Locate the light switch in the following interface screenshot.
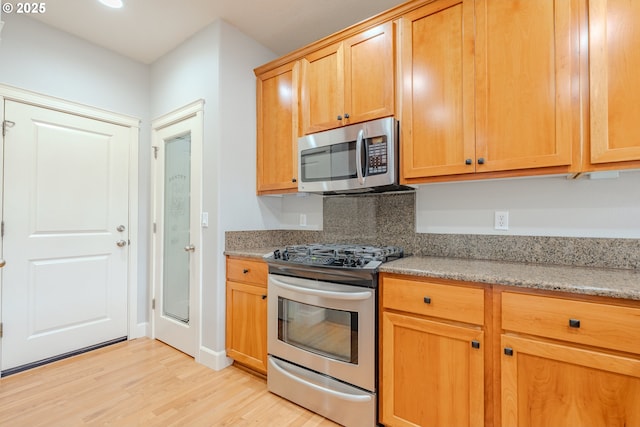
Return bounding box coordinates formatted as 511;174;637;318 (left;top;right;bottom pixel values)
201;212;209;227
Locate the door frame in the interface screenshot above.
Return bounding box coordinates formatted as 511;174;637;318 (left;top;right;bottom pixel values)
150;100;204;360
0;84;142;372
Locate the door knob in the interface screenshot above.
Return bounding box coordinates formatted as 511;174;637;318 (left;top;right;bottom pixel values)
116;240;127;247
117;225;126;232
184;244;196;252
0;259;5;268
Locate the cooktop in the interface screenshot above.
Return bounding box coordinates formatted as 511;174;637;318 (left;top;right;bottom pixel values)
270;243;404;269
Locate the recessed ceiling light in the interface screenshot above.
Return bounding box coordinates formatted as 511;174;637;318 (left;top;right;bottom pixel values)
98;0;123;8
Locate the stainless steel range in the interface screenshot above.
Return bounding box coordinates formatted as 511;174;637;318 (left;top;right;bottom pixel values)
266;244;403;427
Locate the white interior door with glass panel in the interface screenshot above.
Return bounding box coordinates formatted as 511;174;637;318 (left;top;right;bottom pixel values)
1;99;130;374
152;104;202;357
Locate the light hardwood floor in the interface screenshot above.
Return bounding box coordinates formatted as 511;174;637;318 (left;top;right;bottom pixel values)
0;338;340;427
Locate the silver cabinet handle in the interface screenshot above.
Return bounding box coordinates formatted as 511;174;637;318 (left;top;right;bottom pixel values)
184;244;195;252
116;240;127;247
0;259;5;268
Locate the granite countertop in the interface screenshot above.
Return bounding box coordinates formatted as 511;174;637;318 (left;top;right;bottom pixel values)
224;249;640;301
225;248;276;259
381;256;640;301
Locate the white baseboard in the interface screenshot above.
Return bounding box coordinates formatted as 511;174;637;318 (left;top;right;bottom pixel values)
198;346;233;371
130;322;149;339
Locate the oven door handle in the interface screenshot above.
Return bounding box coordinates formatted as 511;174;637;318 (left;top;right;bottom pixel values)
270;276;372;301
269;357;373;403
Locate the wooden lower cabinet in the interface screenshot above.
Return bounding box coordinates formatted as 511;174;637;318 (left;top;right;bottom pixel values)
226;257;268;374
380;276;640;427
500;290;640;427
381;312;485;427
501;334;640;427
380;275;486;427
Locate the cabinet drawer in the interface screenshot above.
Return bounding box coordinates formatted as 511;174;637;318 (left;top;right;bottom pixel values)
382;277;485;325
226;257;267;286
502;292;640;355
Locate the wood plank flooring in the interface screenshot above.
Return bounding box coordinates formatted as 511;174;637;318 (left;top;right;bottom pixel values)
0;338;341;426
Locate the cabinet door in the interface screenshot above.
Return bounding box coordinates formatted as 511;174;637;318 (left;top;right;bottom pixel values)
300;43;344;134
226;281;268;374
344;21;395;126
589;0;640;165
256;62;299;195
381;311;484;427
475;0;578;172
501;335;640;427
400;0;476;180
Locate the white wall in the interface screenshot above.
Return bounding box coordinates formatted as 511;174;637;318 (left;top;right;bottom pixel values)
0;13;151;324
416;170;640;238
150;19;321;361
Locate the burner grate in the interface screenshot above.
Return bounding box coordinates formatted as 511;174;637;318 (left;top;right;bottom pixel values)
277;243;403;268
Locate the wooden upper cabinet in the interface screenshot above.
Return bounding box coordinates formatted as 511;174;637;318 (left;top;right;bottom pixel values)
256;61;299;195
474;0;579;173
401;0;580;183
588;0;640;168
344;22;395;125
301;21;394;134
400;0;475;179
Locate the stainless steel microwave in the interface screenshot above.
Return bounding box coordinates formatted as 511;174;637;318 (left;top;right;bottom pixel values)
297;117;412;194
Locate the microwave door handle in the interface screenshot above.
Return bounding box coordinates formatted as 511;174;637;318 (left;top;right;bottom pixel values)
355;129;365;185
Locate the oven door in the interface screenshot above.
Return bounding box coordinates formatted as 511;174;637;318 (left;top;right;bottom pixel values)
267;273;375;392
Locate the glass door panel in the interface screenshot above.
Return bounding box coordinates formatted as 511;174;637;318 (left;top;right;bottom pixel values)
162;133;191;323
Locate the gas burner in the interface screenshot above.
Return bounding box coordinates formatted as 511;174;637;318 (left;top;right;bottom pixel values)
272;243;403;269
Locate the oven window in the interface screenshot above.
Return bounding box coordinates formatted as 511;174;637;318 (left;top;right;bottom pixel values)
277;297;358;364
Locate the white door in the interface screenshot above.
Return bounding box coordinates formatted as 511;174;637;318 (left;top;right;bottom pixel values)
152;106;202;357
1;100;130;373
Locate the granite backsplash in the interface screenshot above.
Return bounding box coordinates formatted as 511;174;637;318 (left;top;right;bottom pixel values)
225;192;639;270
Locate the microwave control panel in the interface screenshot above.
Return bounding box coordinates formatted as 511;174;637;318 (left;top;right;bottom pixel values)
367;136;388;175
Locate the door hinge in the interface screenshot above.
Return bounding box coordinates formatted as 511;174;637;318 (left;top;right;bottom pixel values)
2;120;15;137
152;146;158;159
153;222;156;233
1;221;4;238
152;298;155;310
0;322;3;338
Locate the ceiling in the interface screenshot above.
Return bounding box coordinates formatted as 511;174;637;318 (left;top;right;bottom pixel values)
28;0;408;64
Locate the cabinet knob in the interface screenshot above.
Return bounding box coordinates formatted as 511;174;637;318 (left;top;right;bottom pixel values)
243;269;249;274
504;347;514;356
569;318;581;328
465;158;472;165
292;178;297;183
471;340;481;349
261;295;267;300
337;115;343;120
344;113;350;119
423;297;431;304
477;157;485;165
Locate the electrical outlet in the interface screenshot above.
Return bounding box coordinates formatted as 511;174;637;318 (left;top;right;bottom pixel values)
494;211;509;230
